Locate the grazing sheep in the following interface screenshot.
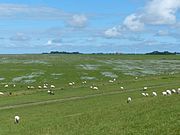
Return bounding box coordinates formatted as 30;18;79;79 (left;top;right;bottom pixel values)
113;78;116;81
120;87;124;90
27;86;30;89
43;85;48;89
143;87;147;91
30;86;35;89
166;90;172;95
47;90;54;95
14;116;20;124
0;92;4;95
127;97;132;103
38;86;42;89
177;88;180;94
69;82;73;86
13;84;16;88
162;91;167;96
82;81;87;84
93;86;98;90
145;93;149;96
141;92;146;96
4;84;8;88
152;92;157;96
171;89;176;93
109;80;114;83
50;85;55;88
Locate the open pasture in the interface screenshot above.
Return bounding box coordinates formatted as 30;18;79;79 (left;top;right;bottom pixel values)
0;54;179;135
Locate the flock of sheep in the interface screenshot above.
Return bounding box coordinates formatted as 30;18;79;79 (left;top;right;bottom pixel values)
127;87;180;103
1;78;179;124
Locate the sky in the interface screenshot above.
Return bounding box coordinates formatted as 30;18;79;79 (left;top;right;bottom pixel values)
0;0;180;54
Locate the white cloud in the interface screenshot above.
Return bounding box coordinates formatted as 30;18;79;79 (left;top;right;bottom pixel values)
123;14;144;31
68;14;88;27
46;38;62;46
123;0;180;32
143;0;180;25
104;27;121;38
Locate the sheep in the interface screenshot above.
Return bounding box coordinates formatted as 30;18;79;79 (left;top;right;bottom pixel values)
50;85;55;88
120;87;124;90
69;82;73;86
166;90;172;95
14;116;20;124
47;90;54;95
127;97;132;103
152;92;157;96
4;84;8;88
143;87;147;91
30;86;35;89
177;88;180;94
38;86;42;89
162;91;167;96
171;89;176;93
109;80;114;83
82;81;87;84
113;78;116;81
27;86;30;89
13;84;16;88
0;92;4;95
93;86;98;90
141;92;146;96
43;85;48;89
145;93;149;96
90;86;93;89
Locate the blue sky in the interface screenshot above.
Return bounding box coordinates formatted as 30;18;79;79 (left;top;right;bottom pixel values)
0;0;179;54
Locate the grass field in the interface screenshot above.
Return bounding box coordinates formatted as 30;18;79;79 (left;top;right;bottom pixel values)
0;54;179;135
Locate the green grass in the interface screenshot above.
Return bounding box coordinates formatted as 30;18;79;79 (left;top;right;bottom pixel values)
0;54;179;135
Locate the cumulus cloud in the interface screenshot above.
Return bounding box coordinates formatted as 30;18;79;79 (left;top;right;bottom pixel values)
123;0;180;32
123;14;144;31
104;27;121;38
67;14;88;27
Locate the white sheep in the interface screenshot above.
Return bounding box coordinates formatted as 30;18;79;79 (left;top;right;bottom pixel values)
109;80;114;83
30;86;35;89
50;85;55;88
113;78;116;81
127;97;132;103
145;93;149;96
13;84;16;88
171;89;176;93
82;81;87;84
120;87;124;90
162;91;167;96
4;84;8;88
93;86;98;90
141;92;146;96
143;87;147;91
43;85;48;89
38;86;42;89
0;92;4;95
14;116;20;124
152;92;157;96
177;88;180;94
166;90;172;95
